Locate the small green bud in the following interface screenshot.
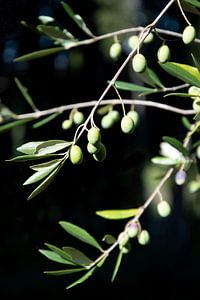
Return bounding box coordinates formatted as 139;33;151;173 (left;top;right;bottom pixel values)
109;42;122;59
138;230;150;245
73;111;85;125
121;115;135;134
144;32;154;44
128;35;139;49
87;127;101;145
157;201;171;217
118;232;129;247
127;110;139;126
93;143;107;162
62;119;73;130
157;45;171;63
108;110;120;122
87;142;101;154
132;53;147;73
69;145;83;165
101;114;115;129
175;170;187;185
182;25;196;44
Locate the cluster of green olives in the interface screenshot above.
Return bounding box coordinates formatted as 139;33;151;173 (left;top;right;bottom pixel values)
62;110;85;130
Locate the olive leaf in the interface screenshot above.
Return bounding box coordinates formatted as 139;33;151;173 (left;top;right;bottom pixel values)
151;156;179;166
39;249;74;265
37;25;76;41
6;153;62;162
44;268;85;276
44;243;76;264
182;0;200;9
162;136;190;157
66;267;97;290
17;141;44;155
102;234;116;245
14;47;65;62
14;77;38;111
111;251;123;282
137;67;164;88
96;208;139;220
0;103;16;121
32;113;60;129
35;140;72;155
0;118;33;133
114;80;155;93
62;247;93;267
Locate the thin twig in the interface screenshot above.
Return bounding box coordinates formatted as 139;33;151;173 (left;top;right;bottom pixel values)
176;0;191;26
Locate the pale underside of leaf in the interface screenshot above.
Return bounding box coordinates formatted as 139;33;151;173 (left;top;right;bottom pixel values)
95;208;139;220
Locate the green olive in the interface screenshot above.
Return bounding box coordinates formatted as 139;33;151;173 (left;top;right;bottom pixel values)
108;110;120;122
128;35;139;49
127;222;141;238
87;127;101;145
73;111;85;125
127;110;139;126
188;86;200;99
62;119;73;130
138;230;150;245
69;145;83;165
157;201;171;217
118;232;129;247
109;42;122;59
101;114;115;129
157;45;171;63
132;53;147;73
193;98;200;113
93;143;107;162
182;25;196;44
175;170;187;185
87;142;101;154
121;115;135;134
144;32;154;44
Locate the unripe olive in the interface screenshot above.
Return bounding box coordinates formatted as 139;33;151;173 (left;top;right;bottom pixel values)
132;53;147;73
109;42;122;59
127;110;139;126
69;145;83;165
175;170;187;185
93;143;107;162
108;110;120;122
73;111;85;125
182;25;196;44
197;145;200;159
119;245;129;254
157;45;171;63
62;119;73;130
188;86;200;99
87;127;101;145
128;35;139;49
87;142;101;154
101;114;115;129
138;230;150;245
188;180;200;193
127;222;141;238
121;115;135;134
157;201;171;217
144;32;154;44
118;232;129;247
193;98;200;113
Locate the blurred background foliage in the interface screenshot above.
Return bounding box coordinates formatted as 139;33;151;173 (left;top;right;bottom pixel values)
0;0;200;298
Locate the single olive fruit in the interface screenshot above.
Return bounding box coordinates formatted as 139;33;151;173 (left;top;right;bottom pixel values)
157;201;171;218
108;110;120;122
127;222;141;238
127;110;139;126
138;230;150;245
182;25;196;44
121;115;135;134
87;127;101;145
157;45;171;63
132;53;147;73
62;119;73;130
87;142;101;155
93;143;107;162
128;35;139;49
175;170;187;185
188;86;200;99
144;32;154;44
101;114;115;129
193;98;200;113
69;145;83;165
109;42;122;59
118;232;129;247
73;111;85;125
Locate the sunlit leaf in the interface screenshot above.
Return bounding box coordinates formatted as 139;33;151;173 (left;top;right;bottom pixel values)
14;47;64;62
6;153;61;162
159;62;200;87
39;249;74;265
44;268;85;276
95;208;139;220
0;118;33;133
163;136;190;157
66;267;96;289
62;247;93;267
32;113;60;129
59;221;103;251
44;243;76;264
111;251;123;282
37;25;75;41
30;159;62;171
17;141;44;155
14;78;38;111
35;140;71;155
151;156;179;165
114;81;155;93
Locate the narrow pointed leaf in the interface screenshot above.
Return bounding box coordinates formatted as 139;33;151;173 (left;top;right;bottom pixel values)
62;247;93;267
111;251;123;282
27;162;64;200
6;153;62;162
20;20;41;34
17;141;44;155
44;243;76;265
183;0;200;8
164;93;192;98
163;136;190;157
95;208;139;220
0;118;33;133
14;47;64;62
44;268;85;276
114;81;155;93
151;156;179;165
37;25;75;41
59;221;103;251
146;67;164;88
159;62;200;87
35;140;71;155
181;116;193;130
39;249;74;265
102;234;116;245
137;67;164;88
32;113;60;129
66;267;96;289
191;53;200;73
14;78;38;111
30;159;62;171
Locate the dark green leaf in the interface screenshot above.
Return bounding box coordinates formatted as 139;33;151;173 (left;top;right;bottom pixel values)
35;140;71;155
159;62;200;87
137;67;164;88
96;208;139;220
6;153;61;162
192;140;200;149
163;136;190;157
44;268;85;276
17;141;44;155
114;81;155;93
66;267;96;289
14;47;64;62
44;243;76;264
191;53;200;73
0;118;33;133
111;251;123;282
164;93;192;98
59;221;103;251
37;25;75;41
62;247;92;267
183;0;200;8
14;78;38;111
102;234;116;245
32;113;60;129
182;116;193;130
151;156;179;165
39;249;74;265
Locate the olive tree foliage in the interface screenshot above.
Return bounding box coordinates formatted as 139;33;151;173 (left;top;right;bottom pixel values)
1;0;200;289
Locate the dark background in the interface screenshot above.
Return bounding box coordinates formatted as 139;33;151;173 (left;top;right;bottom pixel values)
0;0;200;299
